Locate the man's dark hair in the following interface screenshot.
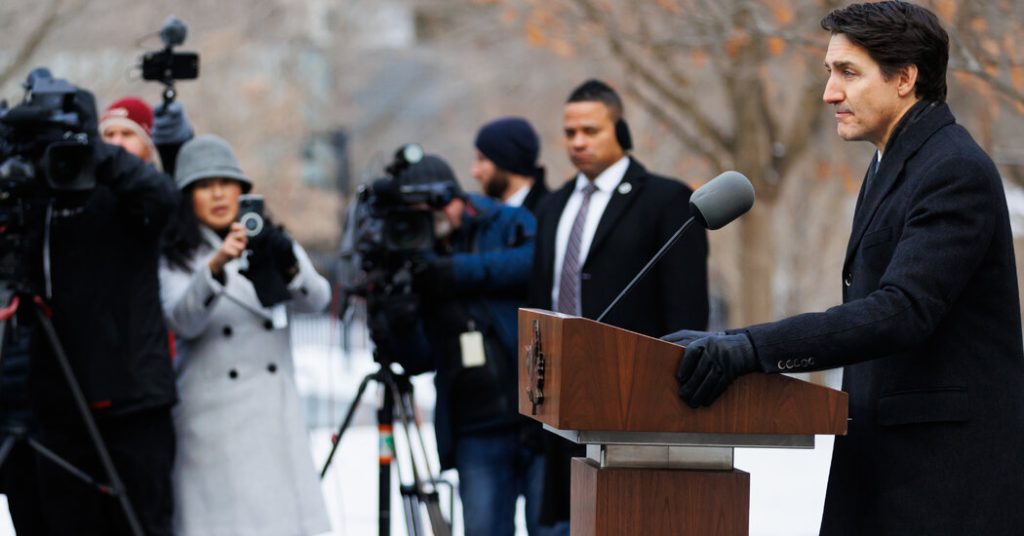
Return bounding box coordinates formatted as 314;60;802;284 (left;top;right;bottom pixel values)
821;1;949;102
566;79;624;119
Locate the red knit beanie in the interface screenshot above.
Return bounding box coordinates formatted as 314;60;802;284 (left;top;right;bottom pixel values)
101;97;154;135
100;97;160;167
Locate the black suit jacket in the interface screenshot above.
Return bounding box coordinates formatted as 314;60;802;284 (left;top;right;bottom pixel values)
528;158;709;335
529;158;709;523
746;102;1024;535
521;180;549;215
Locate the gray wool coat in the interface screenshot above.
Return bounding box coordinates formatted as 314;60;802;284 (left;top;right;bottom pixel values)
160;226;331;536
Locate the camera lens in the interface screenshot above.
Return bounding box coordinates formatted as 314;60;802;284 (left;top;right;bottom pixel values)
239;212;264;237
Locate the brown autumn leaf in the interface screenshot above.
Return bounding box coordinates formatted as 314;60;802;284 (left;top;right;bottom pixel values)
723;33;751;58
551;37;575;58
691;48;708;68
1012;66;1024;92
1003;34;1019;64
932;0;957;23
971;16;989;35
655;0;682;15
525;21;545;47
767;36;786;56
768;0;795;25
501;7;518;24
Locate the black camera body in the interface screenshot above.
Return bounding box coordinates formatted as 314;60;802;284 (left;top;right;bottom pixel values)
0;69;96;193
338;144;459;318
140;16;199;107
0;68;99;295
237;194;266;238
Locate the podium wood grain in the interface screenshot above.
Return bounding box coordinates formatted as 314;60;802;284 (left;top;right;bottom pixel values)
571;458;749;536
518;309;848;436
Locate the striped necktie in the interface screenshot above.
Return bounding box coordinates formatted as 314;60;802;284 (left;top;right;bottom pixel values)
557;182;599;315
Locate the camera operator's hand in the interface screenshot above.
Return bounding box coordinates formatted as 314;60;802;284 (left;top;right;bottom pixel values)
209;223;247;283
152;101;194;146
413;257;454;299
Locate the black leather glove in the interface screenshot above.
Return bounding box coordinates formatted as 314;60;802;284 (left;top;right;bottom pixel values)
239;222;295;307
238;249;292;308
662;329;725;346
265;225;299;282
413;257;454;299
676;333;761;408
152;101;194;146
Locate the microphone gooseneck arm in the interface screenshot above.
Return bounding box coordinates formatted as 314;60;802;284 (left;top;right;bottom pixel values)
596;215;697;323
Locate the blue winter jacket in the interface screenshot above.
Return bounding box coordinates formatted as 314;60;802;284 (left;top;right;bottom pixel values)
392;193;535;470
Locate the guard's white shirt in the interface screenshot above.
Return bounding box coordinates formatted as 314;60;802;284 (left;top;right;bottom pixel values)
551;156;630;309
504;184;530;207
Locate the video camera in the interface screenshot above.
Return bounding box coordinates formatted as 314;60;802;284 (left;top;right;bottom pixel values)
0;69;100;290
337;144;460;324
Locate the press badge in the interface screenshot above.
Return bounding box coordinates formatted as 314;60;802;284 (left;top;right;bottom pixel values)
460;322;486;368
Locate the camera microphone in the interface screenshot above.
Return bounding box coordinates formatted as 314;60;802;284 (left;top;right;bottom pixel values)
159;16;188;48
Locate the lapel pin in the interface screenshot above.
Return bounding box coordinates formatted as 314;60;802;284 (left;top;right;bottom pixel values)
617;182;632;195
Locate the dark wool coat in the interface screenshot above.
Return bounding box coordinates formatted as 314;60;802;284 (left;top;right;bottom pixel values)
32;141;179;422
745;102;1024;535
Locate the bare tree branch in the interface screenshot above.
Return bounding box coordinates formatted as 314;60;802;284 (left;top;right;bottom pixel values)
623;80;728;171
0;0;89;89
569;0;734;154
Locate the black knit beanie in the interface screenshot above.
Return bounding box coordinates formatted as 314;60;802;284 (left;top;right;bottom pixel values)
474;117;540;177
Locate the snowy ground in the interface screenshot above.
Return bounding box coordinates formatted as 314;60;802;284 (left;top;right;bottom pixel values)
0;315;840;535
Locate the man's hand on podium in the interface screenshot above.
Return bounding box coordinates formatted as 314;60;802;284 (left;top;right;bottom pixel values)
674;333;761;408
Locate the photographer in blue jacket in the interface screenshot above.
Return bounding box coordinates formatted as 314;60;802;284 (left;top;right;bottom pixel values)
383;153;548;536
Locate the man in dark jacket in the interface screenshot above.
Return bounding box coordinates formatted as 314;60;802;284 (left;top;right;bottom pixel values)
472;116;548;214
668;3;1024;534
386;154;548;535
7;85;178;536
528;79;710;526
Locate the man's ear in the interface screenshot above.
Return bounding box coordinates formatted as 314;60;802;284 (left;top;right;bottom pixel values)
897;64;919;98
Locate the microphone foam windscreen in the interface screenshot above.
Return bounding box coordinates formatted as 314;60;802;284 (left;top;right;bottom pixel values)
689;171;755;230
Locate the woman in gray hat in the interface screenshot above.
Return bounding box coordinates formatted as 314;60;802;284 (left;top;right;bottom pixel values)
158;134;331;536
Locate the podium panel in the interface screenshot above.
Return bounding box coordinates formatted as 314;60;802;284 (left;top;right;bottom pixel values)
571;458;749;536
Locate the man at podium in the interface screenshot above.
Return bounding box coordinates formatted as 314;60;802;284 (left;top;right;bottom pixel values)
666;2;1024;535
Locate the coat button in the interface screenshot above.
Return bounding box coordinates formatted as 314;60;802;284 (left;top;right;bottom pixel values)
228;369;239;379
267;363;278;373
843;273;852;287
263;319;274;330
223;325;233;337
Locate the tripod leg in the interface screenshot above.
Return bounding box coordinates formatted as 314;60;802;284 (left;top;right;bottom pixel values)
379;379;394;536
320;373;375;479
32;306;145;536
383;373;451;536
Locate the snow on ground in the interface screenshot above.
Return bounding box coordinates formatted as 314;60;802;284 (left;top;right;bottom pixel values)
0;315;837;535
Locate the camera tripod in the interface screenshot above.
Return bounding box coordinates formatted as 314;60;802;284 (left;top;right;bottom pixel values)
0;289;144;536
320;351;452;536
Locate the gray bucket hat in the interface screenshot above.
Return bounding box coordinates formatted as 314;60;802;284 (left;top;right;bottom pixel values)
175;134;253;192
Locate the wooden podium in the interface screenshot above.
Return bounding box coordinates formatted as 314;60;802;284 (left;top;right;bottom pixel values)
517;309;848;535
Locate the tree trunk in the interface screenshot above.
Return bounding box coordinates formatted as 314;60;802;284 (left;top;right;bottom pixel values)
734;199;776;326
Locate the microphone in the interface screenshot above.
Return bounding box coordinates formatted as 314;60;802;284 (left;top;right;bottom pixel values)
689;170;755;230
595;171;754;323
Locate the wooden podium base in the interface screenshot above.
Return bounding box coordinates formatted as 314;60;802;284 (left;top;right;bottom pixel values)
570;458;750;536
